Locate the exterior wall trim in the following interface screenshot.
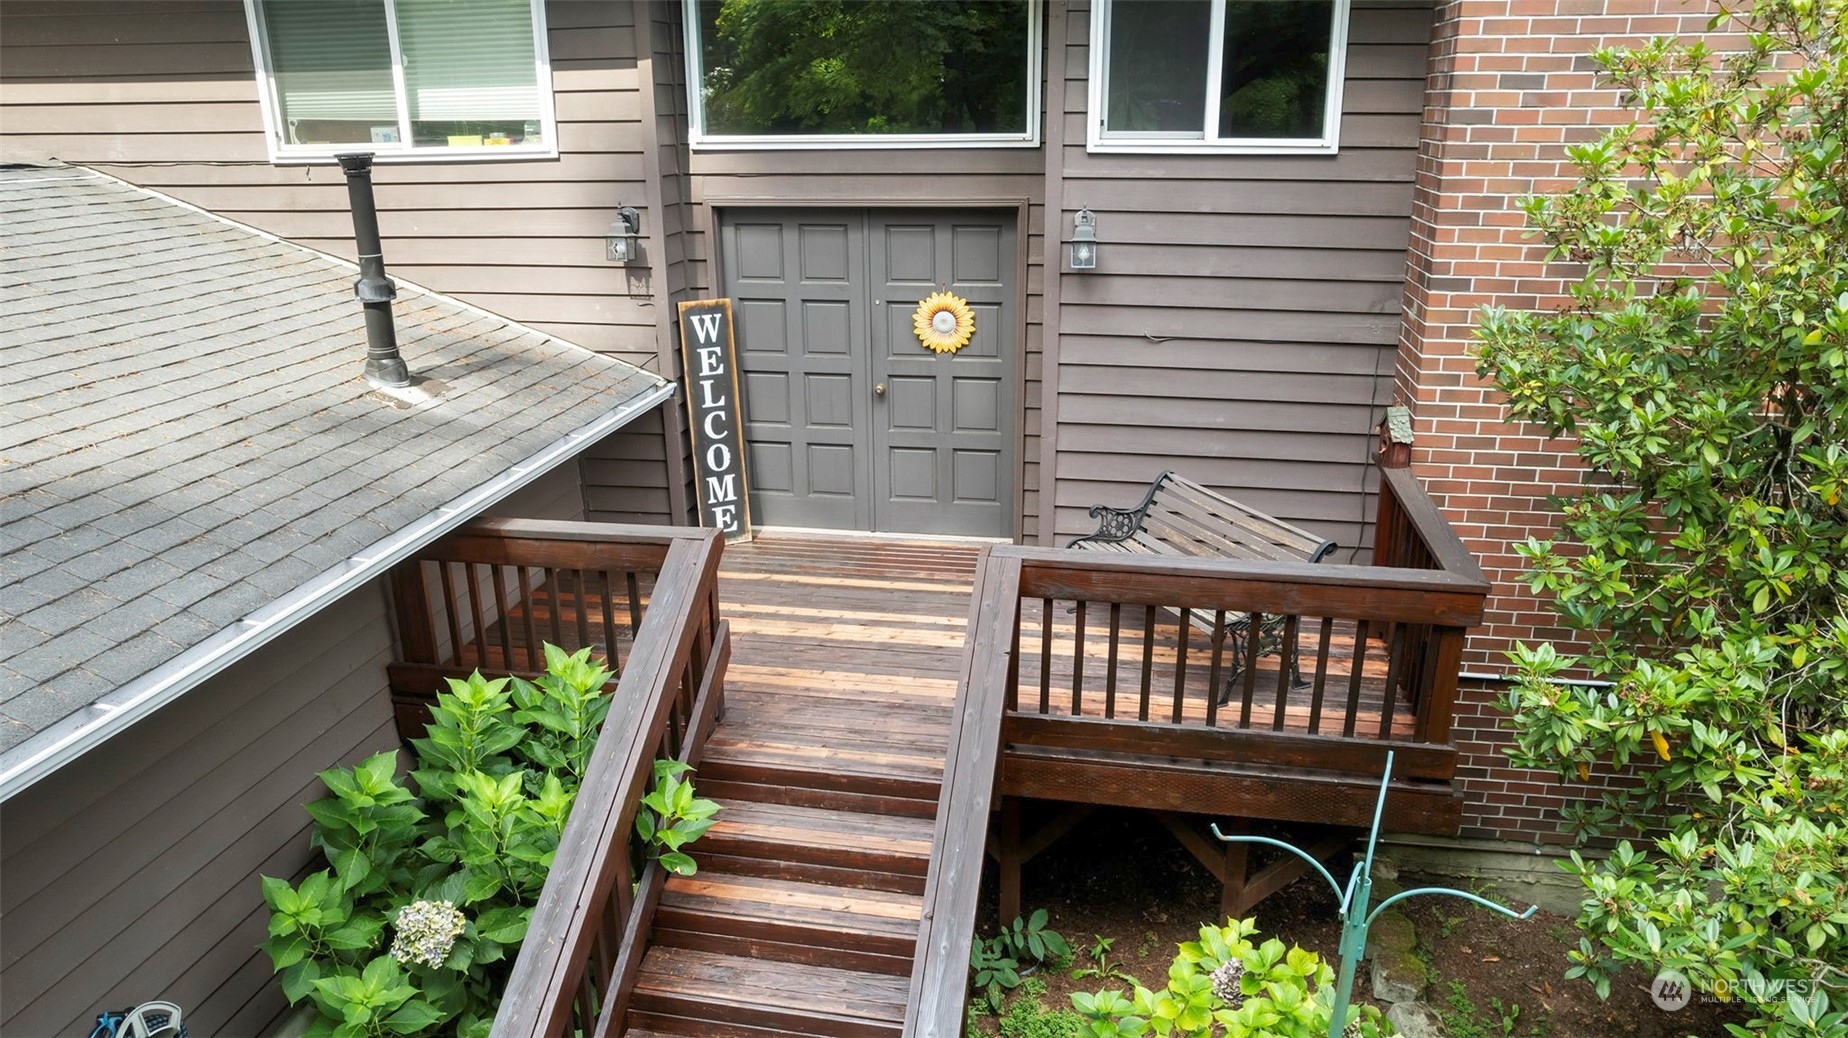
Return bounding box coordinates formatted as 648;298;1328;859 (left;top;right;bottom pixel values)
634;7;693;523
1036;0;1069;546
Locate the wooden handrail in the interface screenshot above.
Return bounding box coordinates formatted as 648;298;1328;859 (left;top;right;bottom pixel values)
904;548;1021;1038
491;526;727;1038
1013;549;1488;626
1374;465;1488;584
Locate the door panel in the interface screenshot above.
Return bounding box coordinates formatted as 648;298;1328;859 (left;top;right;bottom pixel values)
725;211;869;529
869;213;1015;536
722;209;1014;537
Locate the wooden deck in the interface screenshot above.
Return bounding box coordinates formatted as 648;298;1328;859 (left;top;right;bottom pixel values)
626;533;978;1038
405;467;1487;1036
616;534;1439;1037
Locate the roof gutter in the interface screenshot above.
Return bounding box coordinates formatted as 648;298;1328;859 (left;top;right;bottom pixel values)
0;380;674;801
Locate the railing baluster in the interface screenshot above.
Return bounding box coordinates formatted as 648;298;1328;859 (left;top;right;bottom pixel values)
1239;617;1260;728
1171;608;1190;725
1007;596;1021;712
574;569;592;652
1272;615;1299;732
1344;619;1369;738
1138;606;1155;722
1308;616;1333;735
491;563;515;669
1104;603;1121;720
627;571;644;633
545;566;563;648
465;562;490;670
1379;623;1407;740
1205;612;1226;727
438;561;462;667
1039;598;1053;714
600;571;619;670
1071;600;1086;716
520;566;542;671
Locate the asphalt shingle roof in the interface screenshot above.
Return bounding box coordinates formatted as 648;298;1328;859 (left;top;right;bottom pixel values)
0;164;670;766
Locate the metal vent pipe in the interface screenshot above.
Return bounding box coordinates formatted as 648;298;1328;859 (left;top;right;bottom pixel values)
335;152;410;388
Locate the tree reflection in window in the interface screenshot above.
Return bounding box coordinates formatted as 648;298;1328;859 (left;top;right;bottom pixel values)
695;0;1031;137
1218;0;1332;139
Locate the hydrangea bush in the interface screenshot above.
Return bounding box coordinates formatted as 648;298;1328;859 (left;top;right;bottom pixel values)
260;645;718;1038
1069;919;1388;1038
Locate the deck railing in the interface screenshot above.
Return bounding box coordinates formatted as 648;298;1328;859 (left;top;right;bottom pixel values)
405;522;729;1038
387;518;676;735
905;467;1488;1037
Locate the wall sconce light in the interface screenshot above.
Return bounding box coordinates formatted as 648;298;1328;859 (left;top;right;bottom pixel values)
606;205;641;264
1068;207;1098;270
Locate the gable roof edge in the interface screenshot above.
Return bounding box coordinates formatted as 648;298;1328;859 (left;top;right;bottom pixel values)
0;379;675;802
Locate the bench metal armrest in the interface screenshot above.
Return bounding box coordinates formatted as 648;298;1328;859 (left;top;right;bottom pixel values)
1068;504;1143;547
1065;471;1173;548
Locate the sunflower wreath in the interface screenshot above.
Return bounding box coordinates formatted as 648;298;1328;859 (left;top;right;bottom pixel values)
912;291;975;354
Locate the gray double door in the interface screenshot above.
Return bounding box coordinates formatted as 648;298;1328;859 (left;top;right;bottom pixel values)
722;209;1016;538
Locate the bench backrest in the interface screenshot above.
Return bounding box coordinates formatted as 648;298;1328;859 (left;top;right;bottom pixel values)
1139;473;1337;564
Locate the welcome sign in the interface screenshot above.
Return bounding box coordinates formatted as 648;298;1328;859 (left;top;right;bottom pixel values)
677;298;752;541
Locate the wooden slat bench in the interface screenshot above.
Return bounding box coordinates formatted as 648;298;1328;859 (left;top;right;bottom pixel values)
1067;472;1337;700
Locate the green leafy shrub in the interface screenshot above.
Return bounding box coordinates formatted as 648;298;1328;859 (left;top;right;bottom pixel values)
260;645;718;1037
971;936;1024;1014
1072;935;1139;986
1070;919;1387;1038
1472;2;1848;1033
998;909;1075;970
970;911;1075;1013
999;977;1085;1038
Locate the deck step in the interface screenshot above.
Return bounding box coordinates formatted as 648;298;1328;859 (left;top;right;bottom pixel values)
695;800;933;894
697;754;941;809
654;872;921;975
628;946;907;1037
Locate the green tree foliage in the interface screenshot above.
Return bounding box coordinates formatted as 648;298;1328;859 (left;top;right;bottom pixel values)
697;0;1029;135
1473;2;1848;1032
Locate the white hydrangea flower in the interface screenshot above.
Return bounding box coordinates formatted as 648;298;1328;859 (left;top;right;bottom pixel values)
1209;958;1245;1007
389;899;466;968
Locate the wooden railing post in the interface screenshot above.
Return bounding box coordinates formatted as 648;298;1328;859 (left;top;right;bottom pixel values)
1416;626;1466;747
389;560;438;665
1372;468;1402;569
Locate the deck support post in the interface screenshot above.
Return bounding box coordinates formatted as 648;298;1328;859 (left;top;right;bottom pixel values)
1219;819;1249;919
997;797;1022;924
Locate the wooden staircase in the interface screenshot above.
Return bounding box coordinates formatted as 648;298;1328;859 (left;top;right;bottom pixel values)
618;534;978;1038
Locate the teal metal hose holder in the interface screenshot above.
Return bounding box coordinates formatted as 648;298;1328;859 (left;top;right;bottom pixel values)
1212;752;1538;1038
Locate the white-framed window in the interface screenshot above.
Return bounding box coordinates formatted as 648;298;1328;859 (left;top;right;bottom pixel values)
243;0;557;163
683;0;1041;150
1087;0;1349;155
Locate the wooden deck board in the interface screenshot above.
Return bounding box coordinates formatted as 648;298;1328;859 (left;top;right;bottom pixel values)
620;534;974;1036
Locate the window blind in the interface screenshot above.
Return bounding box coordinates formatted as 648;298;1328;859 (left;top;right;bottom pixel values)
397;0;541;124
261;0;396;126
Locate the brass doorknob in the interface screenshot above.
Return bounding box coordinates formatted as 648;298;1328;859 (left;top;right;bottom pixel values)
874;382;887;396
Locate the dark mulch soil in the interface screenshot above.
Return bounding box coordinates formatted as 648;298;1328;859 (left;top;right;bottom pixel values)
972;807;1749;1037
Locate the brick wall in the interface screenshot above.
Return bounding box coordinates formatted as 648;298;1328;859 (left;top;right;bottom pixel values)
1398;0;1724;840
1398;0;1723;671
